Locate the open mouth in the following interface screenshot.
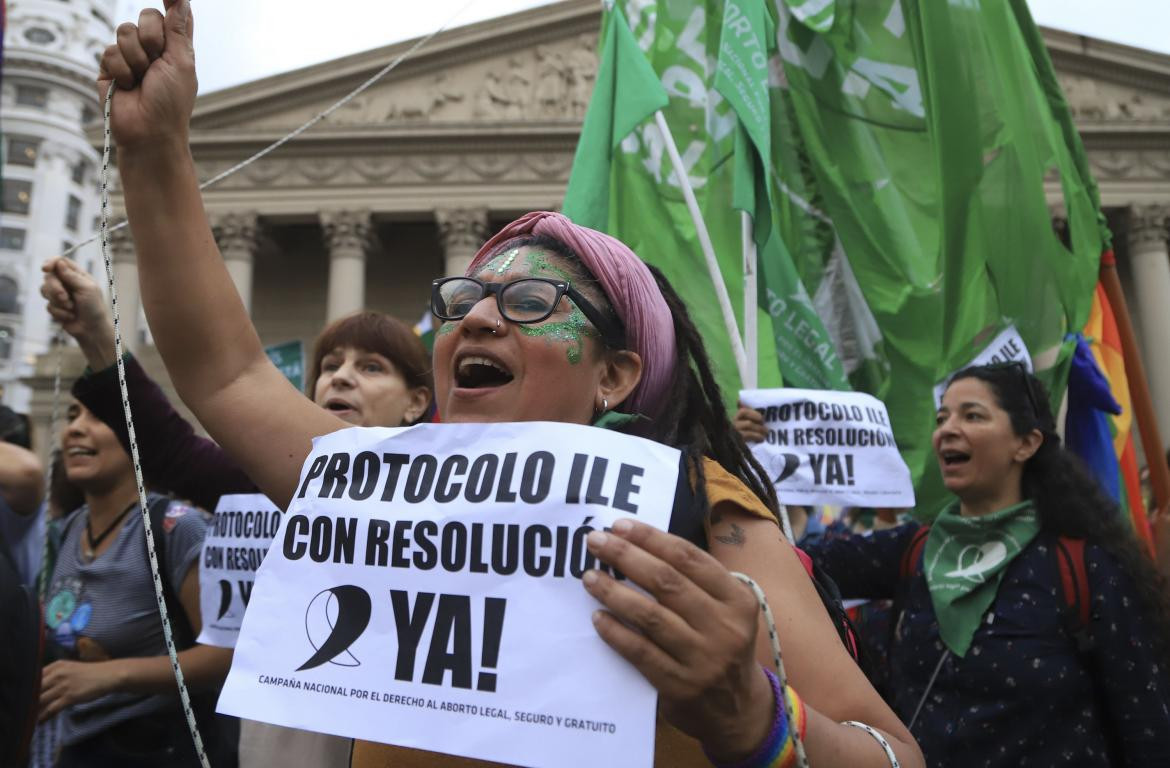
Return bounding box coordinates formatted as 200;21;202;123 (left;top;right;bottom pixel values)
65;446;97;458
324;399;357;414
455;355;514;389
940;450;971;467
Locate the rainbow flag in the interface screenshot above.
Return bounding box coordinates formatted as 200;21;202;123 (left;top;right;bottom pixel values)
1071;256;1153;553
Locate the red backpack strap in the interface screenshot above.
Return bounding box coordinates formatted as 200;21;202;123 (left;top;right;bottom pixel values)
1055;537;1093;650
900;525;931;581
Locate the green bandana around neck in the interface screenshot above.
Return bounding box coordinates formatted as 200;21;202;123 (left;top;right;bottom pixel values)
923;500;1041;657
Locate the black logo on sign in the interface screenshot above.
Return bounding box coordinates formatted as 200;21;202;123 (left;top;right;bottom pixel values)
216;579;233;620
773;453;801;484
297;585;372;671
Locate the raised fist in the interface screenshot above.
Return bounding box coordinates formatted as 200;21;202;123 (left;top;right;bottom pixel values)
97;0;198;150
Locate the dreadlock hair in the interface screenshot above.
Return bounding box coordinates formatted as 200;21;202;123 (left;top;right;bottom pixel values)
641;264;780;522
479;236;779;524
947;364;1170;664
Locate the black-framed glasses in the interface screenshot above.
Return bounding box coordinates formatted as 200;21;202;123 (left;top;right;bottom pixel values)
431;276;626;348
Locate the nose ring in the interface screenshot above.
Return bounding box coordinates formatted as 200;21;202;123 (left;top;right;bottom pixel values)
491;319;500;335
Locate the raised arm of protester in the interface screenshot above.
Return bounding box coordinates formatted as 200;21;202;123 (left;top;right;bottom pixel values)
41;257;257;509
98;0;344;508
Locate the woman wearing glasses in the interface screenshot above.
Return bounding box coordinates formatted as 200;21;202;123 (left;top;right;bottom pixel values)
96;4;926;767
806;363;1170;766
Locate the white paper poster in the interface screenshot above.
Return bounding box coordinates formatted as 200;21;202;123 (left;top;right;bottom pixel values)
740;388;915;508
933;325;1033;407
197;493;282;648
216;422;680;768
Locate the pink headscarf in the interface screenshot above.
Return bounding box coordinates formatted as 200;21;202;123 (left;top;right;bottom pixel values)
466;211;676;420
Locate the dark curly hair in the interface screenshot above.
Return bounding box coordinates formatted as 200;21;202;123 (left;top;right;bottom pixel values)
948;364;1170;662
483;234;779;525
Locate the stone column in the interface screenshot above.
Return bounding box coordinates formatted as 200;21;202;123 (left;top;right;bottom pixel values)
108;224;140;353
435;207;489;277
211;211;261;316
320;210;373;322
1128;204;1170;447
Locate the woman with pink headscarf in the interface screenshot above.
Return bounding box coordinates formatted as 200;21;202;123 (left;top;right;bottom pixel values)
97;4;923;767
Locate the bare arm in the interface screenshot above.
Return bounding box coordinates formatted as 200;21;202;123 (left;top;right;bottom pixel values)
709;509;922;767
0;442;43;517
586;516;924;768
98;1;342;506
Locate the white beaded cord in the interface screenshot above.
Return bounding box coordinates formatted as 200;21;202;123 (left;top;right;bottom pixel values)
98;84;211;768
730;572;810;768
56;0;478;262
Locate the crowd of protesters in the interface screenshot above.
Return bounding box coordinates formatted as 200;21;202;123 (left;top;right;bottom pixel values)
3;1;1170;766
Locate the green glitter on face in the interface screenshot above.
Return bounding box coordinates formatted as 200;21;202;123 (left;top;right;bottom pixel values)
519;303;599;365
526;249;574;282
436;320;457;337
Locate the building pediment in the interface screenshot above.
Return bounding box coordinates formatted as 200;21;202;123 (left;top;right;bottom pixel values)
188;0;600;137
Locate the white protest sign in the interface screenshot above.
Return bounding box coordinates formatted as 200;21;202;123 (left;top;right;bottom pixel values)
740;388;915;508
217;422;680;768
197;493;282;648
933;325;1032;407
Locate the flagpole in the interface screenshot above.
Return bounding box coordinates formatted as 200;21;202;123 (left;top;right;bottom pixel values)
1100;252;1170;578
653;110;749;384
742;212;758;389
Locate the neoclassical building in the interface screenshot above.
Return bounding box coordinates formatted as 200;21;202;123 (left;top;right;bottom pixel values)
2;0;115;411
24;0;1170;463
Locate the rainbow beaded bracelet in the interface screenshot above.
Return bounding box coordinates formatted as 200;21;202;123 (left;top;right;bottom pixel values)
703;668;807;768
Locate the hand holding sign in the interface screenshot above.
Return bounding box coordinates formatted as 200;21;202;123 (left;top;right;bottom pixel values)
583;519;772;762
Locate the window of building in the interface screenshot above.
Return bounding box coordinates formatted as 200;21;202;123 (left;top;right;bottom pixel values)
0;277;19;315
0;327;12;361
23;27;56;45
71;159;89;184
65;195;82;230
5;137;39;167
15;85;49;108
1;180;33;215
0;228;26;250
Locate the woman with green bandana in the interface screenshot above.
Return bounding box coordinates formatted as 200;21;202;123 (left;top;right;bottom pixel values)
95;4;926;766
807;363;1170;766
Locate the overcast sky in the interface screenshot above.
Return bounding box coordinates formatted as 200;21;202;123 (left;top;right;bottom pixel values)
115;0;1170;95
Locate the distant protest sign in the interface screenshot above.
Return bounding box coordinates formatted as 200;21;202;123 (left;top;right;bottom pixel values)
934;325;1033;407
740;388;915;507
216;422;680;768
198;494;281;648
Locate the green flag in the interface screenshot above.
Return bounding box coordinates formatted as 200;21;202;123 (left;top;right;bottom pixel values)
562;9;669;229
713;0;849;390
770;0;1104;512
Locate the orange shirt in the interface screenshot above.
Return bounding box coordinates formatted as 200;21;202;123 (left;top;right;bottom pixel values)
350;458;777;768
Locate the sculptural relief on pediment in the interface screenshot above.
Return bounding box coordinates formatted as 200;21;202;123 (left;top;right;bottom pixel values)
1058;72;1170;121
239;32;598;131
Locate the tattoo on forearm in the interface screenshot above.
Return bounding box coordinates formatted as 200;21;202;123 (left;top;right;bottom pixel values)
714;523;746;548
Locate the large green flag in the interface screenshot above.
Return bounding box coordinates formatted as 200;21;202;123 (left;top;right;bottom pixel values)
562;8;669;229
713;0;849;390
565;1;858;405
770;0;1104;512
